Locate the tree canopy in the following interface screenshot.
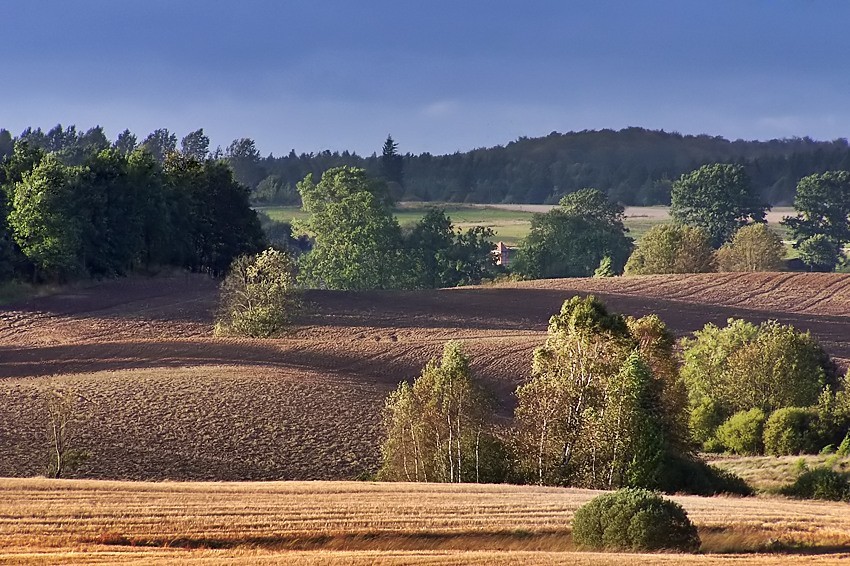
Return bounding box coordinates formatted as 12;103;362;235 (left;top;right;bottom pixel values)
406;208;498;288
512;296;687;489
715;223;785;272
513;188;633;279
670;163;767;247
379;341;501;483
296;166;411;290
0;137;265;283
782;171;850;271
682;318;839;447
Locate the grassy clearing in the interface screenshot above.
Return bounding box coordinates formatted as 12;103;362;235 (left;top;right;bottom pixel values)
1;479;850;564
707;454;850;492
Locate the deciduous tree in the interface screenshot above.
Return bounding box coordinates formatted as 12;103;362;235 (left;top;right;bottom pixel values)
180;128;210;160
671;164;767;246
681;318;839;447
514;189;633;278
406;208;497;288
513;296;682;489
296;167;411;289
215;248;301;337
379;341;500;483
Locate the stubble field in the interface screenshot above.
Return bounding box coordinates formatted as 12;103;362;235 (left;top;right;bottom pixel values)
3;478;850;564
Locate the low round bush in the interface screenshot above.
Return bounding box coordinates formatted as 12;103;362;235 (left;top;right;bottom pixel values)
763;407;820;456
781;467;850;502
715;408;766;455
572;488;700;552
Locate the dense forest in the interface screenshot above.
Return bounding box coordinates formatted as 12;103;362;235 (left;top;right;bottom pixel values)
239;128;850;206
4;126;850;208
0;127;265;284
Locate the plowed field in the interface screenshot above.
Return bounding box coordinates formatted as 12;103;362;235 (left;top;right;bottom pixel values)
1;272;849;480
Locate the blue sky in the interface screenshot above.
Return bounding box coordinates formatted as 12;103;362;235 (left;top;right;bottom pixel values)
2;1;848;156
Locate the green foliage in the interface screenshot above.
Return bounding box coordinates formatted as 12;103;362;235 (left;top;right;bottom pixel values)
252;175;300;205
140;128;177;163
689;398;725;447
379;341;503;483
715;409;766;455
513;188;633;279
513;296;690;490
681;318;838;445
624;223;715;275
797;234;842;272
837;433;850;456
781;466;850;501
163;155;266;275
0;135;265;283
215;248;301;338
180;129;210;160
226;137;267;190
783;171;850;269
8;153;82;280
297;166;412;290
572;488;700;552
14;127;850;206
716;223;785;272
406;208;498;287
763;407;820;456
670;163;767;246
593;256;615;277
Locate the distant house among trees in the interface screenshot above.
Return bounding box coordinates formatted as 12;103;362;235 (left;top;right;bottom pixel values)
494;242;515;267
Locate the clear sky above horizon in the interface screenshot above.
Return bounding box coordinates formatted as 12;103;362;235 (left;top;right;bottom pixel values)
3;1;849;156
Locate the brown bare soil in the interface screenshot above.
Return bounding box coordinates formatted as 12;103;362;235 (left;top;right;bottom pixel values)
2;272;850;481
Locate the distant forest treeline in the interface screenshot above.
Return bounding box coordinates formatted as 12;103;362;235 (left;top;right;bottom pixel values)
3;125;850;207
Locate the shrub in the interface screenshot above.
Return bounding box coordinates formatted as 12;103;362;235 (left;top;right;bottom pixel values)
838;433;850;456
689;398;725;447
715;409;766;455
715;223;785;272
572;488;700;552
763;407;820;456
624;224;715;275
215;248;300;337
781;466;850;501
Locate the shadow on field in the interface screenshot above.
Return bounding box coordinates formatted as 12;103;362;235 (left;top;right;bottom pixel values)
0;339;434;382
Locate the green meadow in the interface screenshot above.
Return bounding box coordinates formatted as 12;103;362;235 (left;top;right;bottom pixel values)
258;204;796;248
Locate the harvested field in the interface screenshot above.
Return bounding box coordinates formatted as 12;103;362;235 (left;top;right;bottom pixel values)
2;272;850;480
1;478;850;564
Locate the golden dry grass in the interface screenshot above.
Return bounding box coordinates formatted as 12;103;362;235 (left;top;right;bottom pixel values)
1;479;850;564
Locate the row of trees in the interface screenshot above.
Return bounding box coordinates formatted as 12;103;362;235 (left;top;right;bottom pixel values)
378;297;847;490
211;128;850;206
296;166;499;290
7;125;850;208
0;140;265;282
509;163;850;278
